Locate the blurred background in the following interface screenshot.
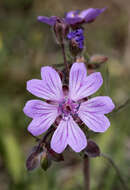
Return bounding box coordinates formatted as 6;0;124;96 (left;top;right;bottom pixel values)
0;0;130;189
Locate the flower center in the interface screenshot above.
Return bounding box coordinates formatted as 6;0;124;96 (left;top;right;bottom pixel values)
59;98;80;120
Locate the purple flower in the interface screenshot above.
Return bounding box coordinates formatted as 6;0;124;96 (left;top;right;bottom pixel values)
23;62;115;153
65;8;106;26
37;8;106;27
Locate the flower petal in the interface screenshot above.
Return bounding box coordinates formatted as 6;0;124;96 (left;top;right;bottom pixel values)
51;116;87;153
27;66;63;101
27;104;58;136
69;62;87;101
51;119;68;153
67;117;87;152
79;8;106;23
70;70;103;101
23;100;58;118
65;17;83;25
78;110;110;133
65;10;79;18
79;96;115;115
37;16;57;26
41;66;63;101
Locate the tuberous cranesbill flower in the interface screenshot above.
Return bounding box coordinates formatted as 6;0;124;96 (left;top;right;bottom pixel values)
23;62;115;154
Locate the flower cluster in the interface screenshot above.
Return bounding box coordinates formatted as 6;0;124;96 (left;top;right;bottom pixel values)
38;8;106;55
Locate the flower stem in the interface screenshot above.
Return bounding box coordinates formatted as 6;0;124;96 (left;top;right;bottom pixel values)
41;127;55;144
101;153;128;190
61;43;69;74
83;156;90;190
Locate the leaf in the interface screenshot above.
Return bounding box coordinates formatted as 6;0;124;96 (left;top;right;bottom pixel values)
2;134;24;183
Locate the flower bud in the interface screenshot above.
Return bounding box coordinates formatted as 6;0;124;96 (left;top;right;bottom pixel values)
90;54;108;64
84;139;100;157
54;17;69;44
40;151;51;171
26;151;40;171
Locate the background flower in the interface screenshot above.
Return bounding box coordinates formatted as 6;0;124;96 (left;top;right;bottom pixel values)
65;8;106;26
37;7;106;27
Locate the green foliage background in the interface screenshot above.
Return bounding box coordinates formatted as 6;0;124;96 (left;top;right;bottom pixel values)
0;0;130;189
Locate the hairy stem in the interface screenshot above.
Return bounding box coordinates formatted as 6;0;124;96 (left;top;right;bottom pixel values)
83;156;90;190
61;43;69;74
101;153;128;190
35;127;55;153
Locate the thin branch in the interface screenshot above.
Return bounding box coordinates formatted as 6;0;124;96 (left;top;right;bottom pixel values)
83;156;90;190
101;153;128;190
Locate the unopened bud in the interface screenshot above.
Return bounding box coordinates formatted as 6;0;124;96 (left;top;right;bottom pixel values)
26;151;40;171
90;54;108;64
84;139;100;157
40;151;51;171
54;17;69;44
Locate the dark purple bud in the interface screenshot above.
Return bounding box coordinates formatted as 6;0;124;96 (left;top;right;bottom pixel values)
54;17;69;44
84;139;100;157
26;151;40;171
